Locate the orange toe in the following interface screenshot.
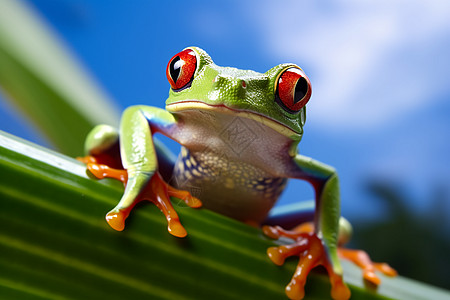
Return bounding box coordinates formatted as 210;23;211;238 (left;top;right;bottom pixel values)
338;248;397;286
105;209;129;231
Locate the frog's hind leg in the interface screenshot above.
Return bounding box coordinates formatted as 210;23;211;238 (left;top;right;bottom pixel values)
77;124;127;185
79;124;177;184
263;200;315;229
333;218;397;285
79;124;123;169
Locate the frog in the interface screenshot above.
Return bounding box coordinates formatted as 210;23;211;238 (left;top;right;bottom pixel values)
80;47;396;300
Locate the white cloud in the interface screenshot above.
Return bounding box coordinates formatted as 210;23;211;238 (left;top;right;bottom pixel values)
250;0;450;131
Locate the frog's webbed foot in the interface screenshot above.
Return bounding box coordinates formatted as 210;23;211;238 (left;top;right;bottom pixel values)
338;248;397;285
263;225;350;300
81;159;202;237
105;172;202;237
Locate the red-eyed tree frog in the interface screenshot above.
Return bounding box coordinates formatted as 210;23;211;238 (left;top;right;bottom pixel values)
80;47;396;300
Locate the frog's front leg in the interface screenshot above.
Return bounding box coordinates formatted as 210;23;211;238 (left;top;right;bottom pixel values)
85;106;201;237
264;154;350;300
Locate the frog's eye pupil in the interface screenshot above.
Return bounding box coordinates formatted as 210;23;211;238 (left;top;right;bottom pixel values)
166;49;197;91
275;67;311;114
294;77;308;104
169;56;182;83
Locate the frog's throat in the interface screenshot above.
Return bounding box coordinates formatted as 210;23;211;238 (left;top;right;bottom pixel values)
166;101;300;138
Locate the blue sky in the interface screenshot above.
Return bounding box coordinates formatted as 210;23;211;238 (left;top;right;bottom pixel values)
1;0;450;224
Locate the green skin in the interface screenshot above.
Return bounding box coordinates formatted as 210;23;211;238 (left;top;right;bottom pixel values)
85;47;343;276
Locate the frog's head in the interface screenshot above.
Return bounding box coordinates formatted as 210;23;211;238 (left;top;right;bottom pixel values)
165;47;311;142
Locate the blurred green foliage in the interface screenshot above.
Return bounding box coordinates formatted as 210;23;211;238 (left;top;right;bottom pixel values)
352;180;450;289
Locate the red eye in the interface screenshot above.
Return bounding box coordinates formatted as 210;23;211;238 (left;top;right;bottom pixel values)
275;67;311;114
166;49;197;91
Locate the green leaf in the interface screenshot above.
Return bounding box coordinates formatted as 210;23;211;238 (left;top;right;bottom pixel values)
0;1;449;299
0;0;120;156
2;131;449;300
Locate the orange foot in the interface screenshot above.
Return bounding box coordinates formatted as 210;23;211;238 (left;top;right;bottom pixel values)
263;225;351;300
76;155;98;164
338;248;397;285
81;160;202;238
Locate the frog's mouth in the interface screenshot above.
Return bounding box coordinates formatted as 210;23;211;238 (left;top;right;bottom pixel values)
166;101;300;138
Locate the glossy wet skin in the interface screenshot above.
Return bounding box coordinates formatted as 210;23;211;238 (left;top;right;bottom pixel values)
165;47;310;144
82;47;357;300
164;47;312;224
